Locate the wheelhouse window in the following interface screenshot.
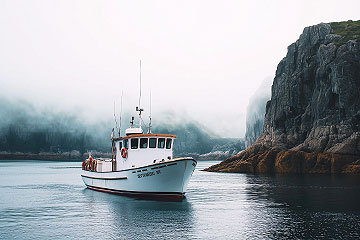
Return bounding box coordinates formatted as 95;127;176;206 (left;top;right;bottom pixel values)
123;139;128;149
131;138;138;149
140;138;148;148
166;139;172;149
158;138;165;148
149;138;157;148
119;142;123;149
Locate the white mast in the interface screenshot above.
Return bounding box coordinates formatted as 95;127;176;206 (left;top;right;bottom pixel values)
147;89;152;134
139;60;142;111
113;101;119;135
136;60;144;130
119;91;123;137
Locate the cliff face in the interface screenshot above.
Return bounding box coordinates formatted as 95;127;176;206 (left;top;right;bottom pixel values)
206;20;360;174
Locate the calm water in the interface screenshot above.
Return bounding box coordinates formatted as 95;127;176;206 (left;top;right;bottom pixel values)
1;160;360;239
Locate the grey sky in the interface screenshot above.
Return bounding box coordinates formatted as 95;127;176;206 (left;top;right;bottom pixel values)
0;0;359;137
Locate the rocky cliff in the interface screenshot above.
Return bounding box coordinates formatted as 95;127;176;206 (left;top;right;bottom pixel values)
206;20;360;174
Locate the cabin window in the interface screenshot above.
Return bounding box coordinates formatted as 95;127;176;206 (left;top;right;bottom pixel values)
140;138;148;148
166;139;172;149
119;142;123;149
123;139;128;149
158;138;165;148
131;138;139;149
149;138;157;148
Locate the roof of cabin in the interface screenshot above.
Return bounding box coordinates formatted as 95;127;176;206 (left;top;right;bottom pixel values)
112;133;177;141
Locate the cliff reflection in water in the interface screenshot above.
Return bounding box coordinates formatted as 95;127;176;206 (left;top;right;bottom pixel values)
244;174;360;238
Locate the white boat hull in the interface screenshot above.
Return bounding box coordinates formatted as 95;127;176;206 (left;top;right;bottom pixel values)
81;158;197;201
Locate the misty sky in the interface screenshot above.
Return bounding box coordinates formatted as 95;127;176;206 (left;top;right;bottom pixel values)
0;0;359;138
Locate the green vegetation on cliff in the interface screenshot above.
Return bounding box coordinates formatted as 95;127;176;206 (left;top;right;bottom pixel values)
330;20;360;45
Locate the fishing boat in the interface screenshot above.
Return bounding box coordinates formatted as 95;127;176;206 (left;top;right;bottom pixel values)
81;62;197;201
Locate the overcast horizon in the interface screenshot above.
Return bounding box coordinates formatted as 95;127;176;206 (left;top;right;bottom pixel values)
1;0;359;138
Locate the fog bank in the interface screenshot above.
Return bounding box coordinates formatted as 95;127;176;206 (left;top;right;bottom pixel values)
245;77;272;148
0;97;244;156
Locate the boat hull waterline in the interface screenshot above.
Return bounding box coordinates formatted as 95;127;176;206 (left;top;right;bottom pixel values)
81;158;197;201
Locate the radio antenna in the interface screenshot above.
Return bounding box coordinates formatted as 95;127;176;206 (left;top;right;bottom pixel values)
148;89;152;134
139;60;142;109
119;91;123;137
113;101;119;135
136;60;144;130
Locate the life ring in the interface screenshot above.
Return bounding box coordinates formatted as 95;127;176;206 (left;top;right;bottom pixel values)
82;161;85;170
121;148;127;158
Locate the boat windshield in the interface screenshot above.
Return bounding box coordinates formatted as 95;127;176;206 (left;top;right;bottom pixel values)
158;138;165;148
140;138;148;148
166;139;172;149
131;138;138;149
122;137;172;150
149;138;157;148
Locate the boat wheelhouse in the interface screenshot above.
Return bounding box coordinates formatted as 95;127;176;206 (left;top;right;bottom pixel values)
111;133;177;171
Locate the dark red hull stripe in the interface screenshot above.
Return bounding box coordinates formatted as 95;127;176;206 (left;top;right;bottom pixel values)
85;184;184;197
81;175;127;180
82;158;197;174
